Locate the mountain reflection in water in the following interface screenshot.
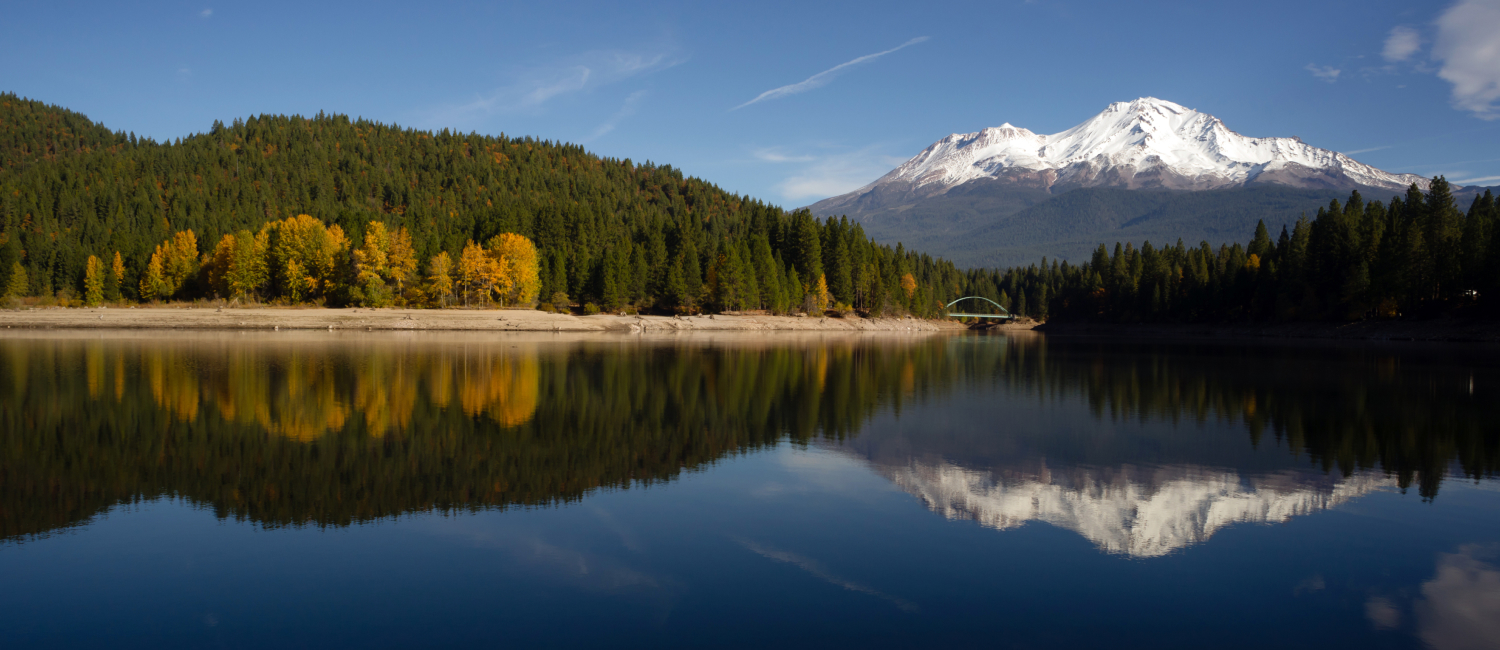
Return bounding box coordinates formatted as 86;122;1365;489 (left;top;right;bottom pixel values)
874;461;1391;557
1;331;1496;553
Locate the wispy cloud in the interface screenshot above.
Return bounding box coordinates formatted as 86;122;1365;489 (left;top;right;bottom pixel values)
422;49;680;129
1435;0;1500;119
733;37;928;110
1343;145;1391;155
759;144;907;203
737;538;917;612
586;90;647;141
1383;26;1421;62
1305;63;1341;82
1453;175;1500;184
751;147;815;163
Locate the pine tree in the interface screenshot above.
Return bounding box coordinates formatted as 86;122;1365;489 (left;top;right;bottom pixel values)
751;236;780;311
1460;190;1494;294
1248;220;1272;260
793;212;822;286
665;255;690;314
103;252;122;301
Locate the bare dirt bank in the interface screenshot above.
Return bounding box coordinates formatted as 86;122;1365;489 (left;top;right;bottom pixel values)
0;306;969;333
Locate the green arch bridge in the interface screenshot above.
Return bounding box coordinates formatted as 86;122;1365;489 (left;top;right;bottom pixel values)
945;296;1015;321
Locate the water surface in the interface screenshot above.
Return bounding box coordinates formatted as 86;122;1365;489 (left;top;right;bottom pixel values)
2;331;1497;649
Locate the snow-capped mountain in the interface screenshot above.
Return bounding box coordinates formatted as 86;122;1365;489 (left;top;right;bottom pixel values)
812;97;1429;215
879;459;1391;557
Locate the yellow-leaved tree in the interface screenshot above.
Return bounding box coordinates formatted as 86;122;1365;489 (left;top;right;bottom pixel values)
140;230;200;301
106;252;124;301
813;273;832;313
486;233;541;307
4;261;26;297
353;221;419;306
83;255;104;306
353;221;392;306
207;235;236;297
424;251;454;307
457;240;495;306
387;227;417;300
228;229;269;300
267;214;347;303
204;229;270;301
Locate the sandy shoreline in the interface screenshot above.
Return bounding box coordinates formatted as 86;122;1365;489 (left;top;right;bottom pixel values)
0;306;972;333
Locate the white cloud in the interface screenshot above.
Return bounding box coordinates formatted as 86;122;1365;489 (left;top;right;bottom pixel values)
200;8;212;18
1344;145;1391;155
1416;545;1500;650
764;144;907;203
1306;63;1341;82
733;37;929;110
1383;26;1421;62
586;90;647;141
1435;0;1500;119
1366;596;1401;629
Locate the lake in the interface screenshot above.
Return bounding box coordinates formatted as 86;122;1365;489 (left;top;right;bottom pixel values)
2;330;1497;649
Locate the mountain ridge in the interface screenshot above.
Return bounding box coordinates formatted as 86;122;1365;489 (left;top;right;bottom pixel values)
808;98;1465;268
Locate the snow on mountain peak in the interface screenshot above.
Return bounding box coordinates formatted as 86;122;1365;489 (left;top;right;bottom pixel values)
867;98;1428;194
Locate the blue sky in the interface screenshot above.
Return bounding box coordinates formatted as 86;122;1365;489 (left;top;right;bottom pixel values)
5;0;1499;206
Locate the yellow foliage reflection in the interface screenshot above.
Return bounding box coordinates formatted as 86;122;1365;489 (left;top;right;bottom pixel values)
100;341;539;440
458;352;540;427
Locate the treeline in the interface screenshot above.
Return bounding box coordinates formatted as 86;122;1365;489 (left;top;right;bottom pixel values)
962;180;1499;322
0;93;957;314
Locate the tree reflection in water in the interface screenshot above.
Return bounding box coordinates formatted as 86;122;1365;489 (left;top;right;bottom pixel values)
0;332;1495;544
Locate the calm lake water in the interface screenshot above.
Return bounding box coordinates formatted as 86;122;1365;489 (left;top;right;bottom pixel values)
2;330;1498;649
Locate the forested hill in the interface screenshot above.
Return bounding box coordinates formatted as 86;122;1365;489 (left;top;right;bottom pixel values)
0;95;125;173
0;92;960;314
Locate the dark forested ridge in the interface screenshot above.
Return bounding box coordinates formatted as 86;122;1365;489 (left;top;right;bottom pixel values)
958;182;1500;324
0;93;961;315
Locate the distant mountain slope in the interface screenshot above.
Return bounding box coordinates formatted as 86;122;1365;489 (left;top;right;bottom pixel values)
851;183;1359;268
809;97;1465;268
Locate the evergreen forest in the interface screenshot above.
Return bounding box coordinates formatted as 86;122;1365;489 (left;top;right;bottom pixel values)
0;93;958;315
962;180;1500;323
